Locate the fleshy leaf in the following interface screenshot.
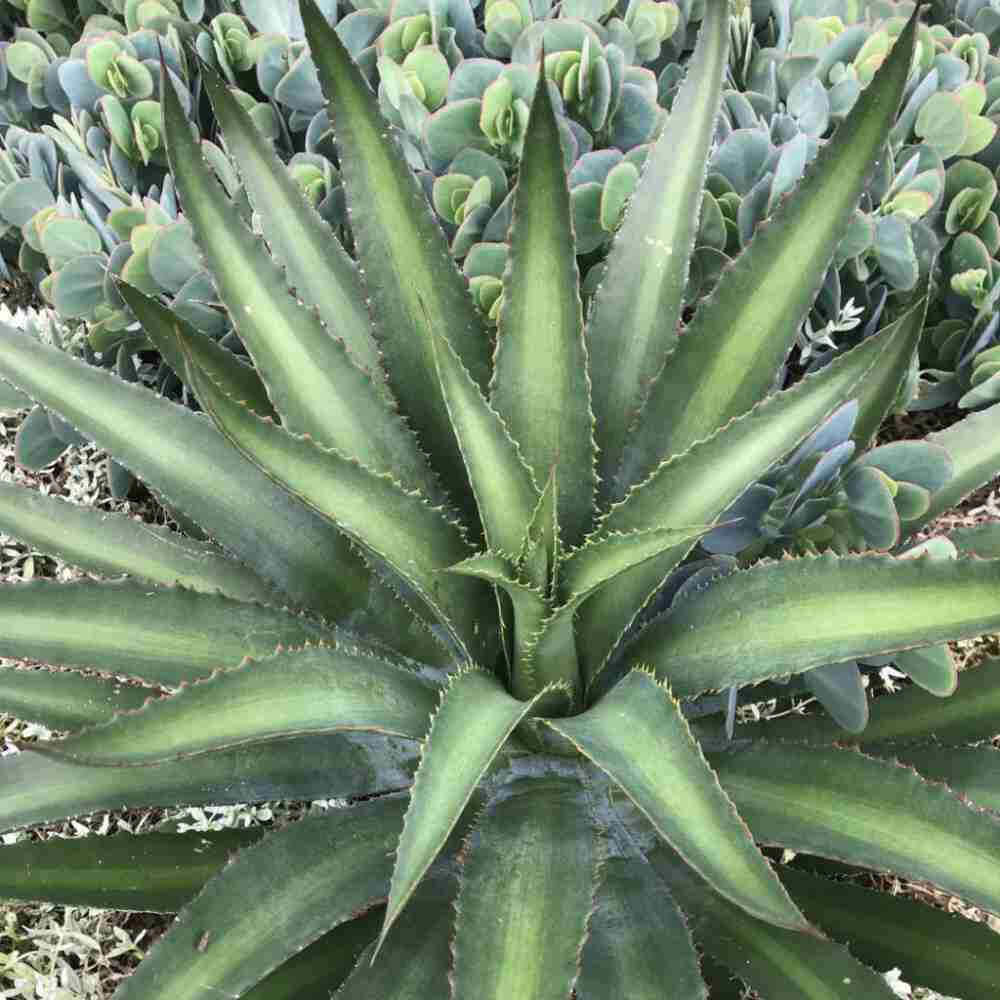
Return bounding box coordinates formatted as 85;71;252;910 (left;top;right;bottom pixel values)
492;67;595;547
625;10;919;487
0;480;276;604
34;643;438;765
115;796;406;1000
629;553;1000;696
0;579;330;687
715;743;1000;919
588;0;729;500
0;829;261;912
549;671;810;932
302;0;491;499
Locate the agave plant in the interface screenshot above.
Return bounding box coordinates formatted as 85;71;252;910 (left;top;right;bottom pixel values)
4;2;1000;996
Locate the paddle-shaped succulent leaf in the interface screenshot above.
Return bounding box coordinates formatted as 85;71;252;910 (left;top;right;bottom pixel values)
1;4;999;997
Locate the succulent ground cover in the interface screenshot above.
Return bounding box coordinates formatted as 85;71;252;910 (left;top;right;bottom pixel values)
5;2;1000;998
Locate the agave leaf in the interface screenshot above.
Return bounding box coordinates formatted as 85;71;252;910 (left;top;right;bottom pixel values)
0;580;330;687
625;10;919;487
246;911;383;1000
715;743;1000;919
160;75;439;501
525;525;718;693
648;845;896;1000
492;66;595;547
0;481;277;604
890;746;1000;812
901;401;1000;536
340;875;455;998
380;669;548;952
0;667;153;730
0;734;417;835
114;796;405;1000
578;297;924;687
518;466;559;594
743;657;1000;747
0;325;370;620
201;64;381;383
181;349;497;665
630;553;1000;697
587;0;729;500
0;829;261;912
779;865;1000;999
576;851;707;1000
549;671;810;932
429;321;538;556
450;776;599;1000
446;552;548;698
119;283;277;420
302;0;491;499
559;525;718;602
34;644;439;766
849;291;929;448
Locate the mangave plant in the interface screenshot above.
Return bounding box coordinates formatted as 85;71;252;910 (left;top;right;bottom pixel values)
4;3;1000;997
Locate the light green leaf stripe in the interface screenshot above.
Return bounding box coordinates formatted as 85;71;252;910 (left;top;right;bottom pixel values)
630;552;1000;696
549;671;810;933
492;71;595;547
0;734;417;834
35;643;439;765
451;776;599;1000
648;846;896;1000
380;669;545;952
579;301;923;687
182;353;498;665
588;0;729;500
115;797;406;1000
577;852;707;1000
161;70;439;502
626;10;918;487
902;401;1000;535
741;656;1000;747
0;324;370;621
0;666;152;730
302;0;490;500
0;481;276;604
0;579;329;686
430;324;538;556
0;829;262;912
119;283;277;420
714;743;1000;918
201;65;381;383
778;865;1000;999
